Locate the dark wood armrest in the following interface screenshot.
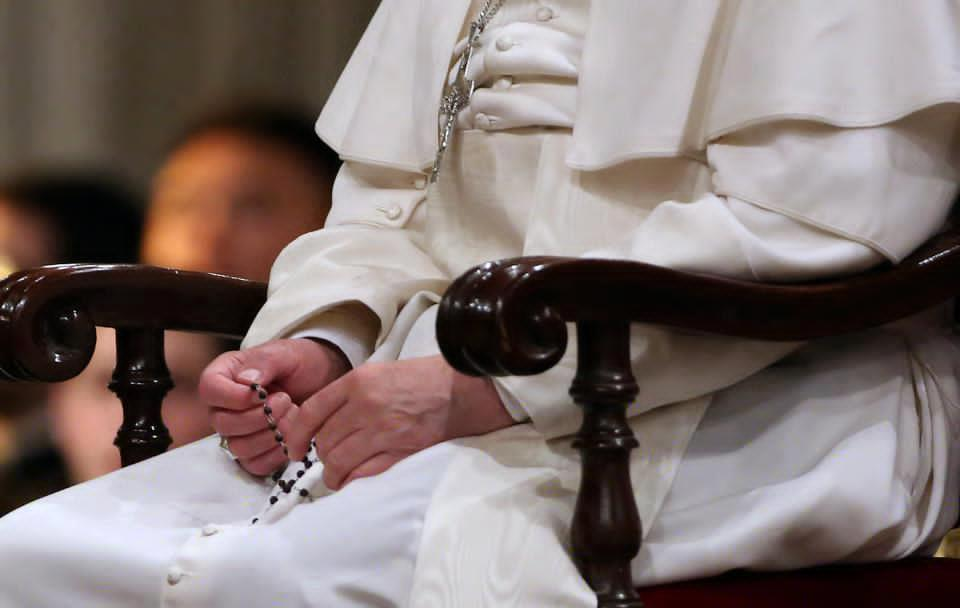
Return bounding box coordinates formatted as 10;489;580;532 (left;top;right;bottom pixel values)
0;264;266;382
438;227;960;378
435;226;960;608
0;264;267;465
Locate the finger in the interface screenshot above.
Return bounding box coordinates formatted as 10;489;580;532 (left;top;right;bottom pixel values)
239;445;288;477
198;351;256;410
286;377;350;461
198;358;271;411
210;392;293;437
197;343;297;410
226;422;287;462
340;452;403;489
312;401;364;462
321;429;383;490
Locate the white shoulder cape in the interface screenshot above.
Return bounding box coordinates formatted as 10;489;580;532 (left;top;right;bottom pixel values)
317;0;960;171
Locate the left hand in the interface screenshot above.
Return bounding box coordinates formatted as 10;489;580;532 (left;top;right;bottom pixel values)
285;355;515;490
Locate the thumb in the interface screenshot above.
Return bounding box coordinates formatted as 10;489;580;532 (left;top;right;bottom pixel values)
199;342;298;410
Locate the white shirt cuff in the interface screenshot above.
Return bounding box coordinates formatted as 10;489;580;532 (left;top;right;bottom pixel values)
492;379;531;423
286;306;378;370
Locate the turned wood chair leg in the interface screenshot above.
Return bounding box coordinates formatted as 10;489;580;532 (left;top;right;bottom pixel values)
570;321;644;608
109;328;173;466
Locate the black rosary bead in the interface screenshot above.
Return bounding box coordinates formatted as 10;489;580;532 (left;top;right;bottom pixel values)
272;470;282;482
299;489;309;498
251;518;259;525
304;460;313;469
269;496;278;505
296;470;305;478
263;405;273;416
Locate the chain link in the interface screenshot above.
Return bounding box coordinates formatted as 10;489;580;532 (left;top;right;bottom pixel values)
431;0;507;183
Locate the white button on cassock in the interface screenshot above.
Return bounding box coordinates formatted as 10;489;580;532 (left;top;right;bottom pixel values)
201;524;219;537
495;36;514;52
167;567;184;585
414;177;427;190
474;113;492;129
384;205;402;220
536;7;555;22
493;76;514;90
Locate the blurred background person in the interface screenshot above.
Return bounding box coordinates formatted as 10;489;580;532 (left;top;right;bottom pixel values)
0;0;372;506
143;102;339;282
46;103;340;484
0;172;142;512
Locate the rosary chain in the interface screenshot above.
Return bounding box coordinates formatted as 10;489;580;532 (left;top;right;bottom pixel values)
431;0;507;183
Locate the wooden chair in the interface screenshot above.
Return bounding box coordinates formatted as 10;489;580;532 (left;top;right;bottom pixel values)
0;223;959;606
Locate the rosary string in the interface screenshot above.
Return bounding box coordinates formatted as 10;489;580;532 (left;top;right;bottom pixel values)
249;383;320;524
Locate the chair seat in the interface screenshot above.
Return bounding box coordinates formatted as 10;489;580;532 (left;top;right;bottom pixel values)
640;558;960;607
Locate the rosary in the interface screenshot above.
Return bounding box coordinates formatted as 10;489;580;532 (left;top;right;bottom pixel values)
430;0;506;183
249;382;319;525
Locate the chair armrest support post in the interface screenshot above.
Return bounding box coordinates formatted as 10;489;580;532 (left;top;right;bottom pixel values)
571;320;644;608
110;328;173;466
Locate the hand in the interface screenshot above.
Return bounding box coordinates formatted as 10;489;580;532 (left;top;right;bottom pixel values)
199;338;350;475
285;355;515;490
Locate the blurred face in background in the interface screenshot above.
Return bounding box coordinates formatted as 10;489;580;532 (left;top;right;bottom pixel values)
142;130;331;281
33;128;335;484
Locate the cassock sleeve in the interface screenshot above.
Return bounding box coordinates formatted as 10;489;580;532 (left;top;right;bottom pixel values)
241;162;449;362
496;105;960;436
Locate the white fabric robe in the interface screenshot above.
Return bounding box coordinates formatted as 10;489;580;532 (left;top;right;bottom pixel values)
1;2;960;607
242;0;960;601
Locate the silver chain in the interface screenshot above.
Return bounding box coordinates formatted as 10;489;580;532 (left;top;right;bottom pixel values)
475;0;506;30
430;0;506;183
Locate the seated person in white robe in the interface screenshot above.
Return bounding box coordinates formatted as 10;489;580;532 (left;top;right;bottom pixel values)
1;1;960;606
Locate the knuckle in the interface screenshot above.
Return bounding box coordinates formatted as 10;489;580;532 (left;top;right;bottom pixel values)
350;365;376;386
297;402;323;428
209;410;228;432
323;451;342;474
240;457;264;476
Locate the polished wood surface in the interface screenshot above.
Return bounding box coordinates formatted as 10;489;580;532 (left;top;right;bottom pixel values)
0;264;266;463
110;328;174;466
436;222;960;606
570;321;643;607
640;558;960;607
438;226;960;370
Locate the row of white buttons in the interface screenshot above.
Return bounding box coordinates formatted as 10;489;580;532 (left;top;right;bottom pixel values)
167;566;184;585
536;6;555;22
375;178;426;220
481;4;556;130
166;525;223;585
493;6;555;53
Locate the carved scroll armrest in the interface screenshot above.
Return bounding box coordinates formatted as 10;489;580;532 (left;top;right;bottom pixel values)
434;228;960;607
0;264;267;382
437;226;960;378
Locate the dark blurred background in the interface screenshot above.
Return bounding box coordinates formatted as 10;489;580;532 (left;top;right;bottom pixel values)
0;0;379;183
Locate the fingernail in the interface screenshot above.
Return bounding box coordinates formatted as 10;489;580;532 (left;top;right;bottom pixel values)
238;369;262;383
285;406;299;426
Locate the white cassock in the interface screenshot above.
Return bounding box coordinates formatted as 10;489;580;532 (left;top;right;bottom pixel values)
2;1;960;606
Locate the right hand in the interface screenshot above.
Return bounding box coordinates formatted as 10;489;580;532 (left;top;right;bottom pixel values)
199;338;350;475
